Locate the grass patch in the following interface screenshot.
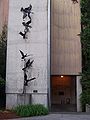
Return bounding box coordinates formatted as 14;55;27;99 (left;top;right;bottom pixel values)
13;104;49;117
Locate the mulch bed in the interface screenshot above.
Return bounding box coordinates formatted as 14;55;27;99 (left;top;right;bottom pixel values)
0;110;20;119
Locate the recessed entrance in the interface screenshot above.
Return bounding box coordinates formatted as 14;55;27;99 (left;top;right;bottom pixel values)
51;75;77;112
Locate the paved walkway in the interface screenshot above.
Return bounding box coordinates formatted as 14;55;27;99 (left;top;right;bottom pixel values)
7;113;90;120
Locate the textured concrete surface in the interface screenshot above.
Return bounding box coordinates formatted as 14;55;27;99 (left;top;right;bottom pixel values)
6;0;48;109
7;113;90;120
51;0;81;75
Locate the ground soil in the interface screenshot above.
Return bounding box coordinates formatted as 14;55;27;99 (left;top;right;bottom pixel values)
0;110;20;119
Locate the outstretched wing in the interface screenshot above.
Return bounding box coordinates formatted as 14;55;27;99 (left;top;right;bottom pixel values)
22;22;26;26
29;60;34;67
19;31;24;36
19;50;24;57
26;20;31;25
24;77;36;86
27;77;36;82
19;31;26;39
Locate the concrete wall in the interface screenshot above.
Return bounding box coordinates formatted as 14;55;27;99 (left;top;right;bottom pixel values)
50;0;82;112
6;0;82;111
6;0;49;109
76;76;82;112
51;0;82;75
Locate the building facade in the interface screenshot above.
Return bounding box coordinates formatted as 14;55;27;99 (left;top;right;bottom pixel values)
50;0;82;112
5;0;82;112
0;0;8;32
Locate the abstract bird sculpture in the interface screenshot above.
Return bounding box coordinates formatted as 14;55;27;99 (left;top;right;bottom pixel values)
22;20;32;28
20;4;33;20
71;0;78;4
19;31;27;39
22;59;34;70
19;4;33;39
19;50;30;59
24;73;27;81
22;20;32;33
24;77;36;86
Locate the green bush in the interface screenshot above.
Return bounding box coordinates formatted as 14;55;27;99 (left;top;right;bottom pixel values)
0;25;7;80
80;0;90;111
0;76;5;86
13;104;49;117
80;90;90;106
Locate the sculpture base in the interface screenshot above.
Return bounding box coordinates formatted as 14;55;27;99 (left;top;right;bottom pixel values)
6;93;48;109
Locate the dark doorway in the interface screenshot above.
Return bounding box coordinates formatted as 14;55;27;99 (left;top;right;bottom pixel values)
51;75;77;112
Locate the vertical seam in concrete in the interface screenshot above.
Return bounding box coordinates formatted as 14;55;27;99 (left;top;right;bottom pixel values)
47;0;51;109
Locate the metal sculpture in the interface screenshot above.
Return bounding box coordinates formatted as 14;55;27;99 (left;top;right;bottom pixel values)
22;20;32;33
19;4;33;39
24;77;36;86
20;4;33;20
19;50;36;93
19;50;30;59
71;0;78;4
19;31;27;39
19;4;35;93
22;59;34;71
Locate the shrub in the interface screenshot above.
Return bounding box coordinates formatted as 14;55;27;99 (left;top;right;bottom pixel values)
0;25;7;80
80;90;90;106
0;76;5;108
80;0;90;111
80;89;90;111
0;76;5;86
13;104;49;117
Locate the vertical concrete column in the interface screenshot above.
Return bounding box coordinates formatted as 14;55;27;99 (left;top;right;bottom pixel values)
76;76;82;112
6;0;49;109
